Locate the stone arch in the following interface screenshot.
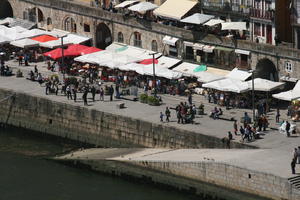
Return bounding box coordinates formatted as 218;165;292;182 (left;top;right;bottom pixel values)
255;58;278;81
0;0;13;19
37;8;44;23
95;23;112;49
63;16;77;33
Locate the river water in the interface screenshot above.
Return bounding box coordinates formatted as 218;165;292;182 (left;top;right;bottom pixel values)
0;127;198;200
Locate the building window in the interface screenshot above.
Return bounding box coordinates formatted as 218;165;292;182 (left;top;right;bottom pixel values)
133;32;142;47
64;17;77;33
262;24;265;37
47;18;52;26
84;23;90;32
254;23;261;36
285;61;293;73
23;11;28;20
169;45;177;57
118;32;124;43
151;40;158;52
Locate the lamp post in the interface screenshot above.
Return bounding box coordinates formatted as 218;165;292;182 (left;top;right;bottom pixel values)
58;35;67;79
149;52;159;97
249;69;255;123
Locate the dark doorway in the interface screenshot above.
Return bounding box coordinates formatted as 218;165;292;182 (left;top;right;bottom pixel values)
0;1;13;19
255;58;278;81
95;23;112;49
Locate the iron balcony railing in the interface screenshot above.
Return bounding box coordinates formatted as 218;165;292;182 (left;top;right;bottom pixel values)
202;2;250;14
250;8;274;20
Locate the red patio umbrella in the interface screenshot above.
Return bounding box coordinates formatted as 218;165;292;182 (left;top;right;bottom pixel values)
139;58;159;65
44;48;73;60
31;35;58;43
80;47;102;55
65;44;90;56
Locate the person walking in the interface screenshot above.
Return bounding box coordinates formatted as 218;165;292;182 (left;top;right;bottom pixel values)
262;115;268;131
291;157;297;174
115;84;120;99
293;148;298;161
91;85;96;102
297;146;300;164
286;121;291;137
188;93;192;105
66;85;72;100
160;112;164;122
18;55;23;66
45;81;50;95
109;85;114;101
165;107;171;122
72;87;77;102
82;88;88;106
276;108;280;123
55;83;59;95
99;87;104;101
228;131;233;140
233;121;238;135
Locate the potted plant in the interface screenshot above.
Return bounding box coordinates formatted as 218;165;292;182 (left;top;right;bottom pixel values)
139;93;148;103
147;95;160;106
16;69;23;77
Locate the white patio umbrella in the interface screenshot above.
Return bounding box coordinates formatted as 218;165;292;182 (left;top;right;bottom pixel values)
10;38;39;48
0;35;12;45
221;22;247;31
273;81;300;101
117;63;144;71
19;29;48;39
204;19;225;26
10;26;28;33
180;13;214;25
247;78;285;92
202;78;249;93
115;0;139;8
128;2;158;13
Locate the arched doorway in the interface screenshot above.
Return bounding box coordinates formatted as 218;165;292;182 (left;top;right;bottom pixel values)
37;8;44;23
0;0;13;19
63;17;77;33
255;58;278;81
95;23;112;49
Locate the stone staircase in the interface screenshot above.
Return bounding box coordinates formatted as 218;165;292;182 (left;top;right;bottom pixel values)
288;176;300;190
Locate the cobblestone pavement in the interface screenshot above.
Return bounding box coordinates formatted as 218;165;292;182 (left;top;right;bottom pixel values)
3;59;300;177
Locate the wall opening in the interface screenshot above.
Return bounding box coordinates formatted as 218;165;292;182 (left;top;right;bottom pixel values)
0;1;13;19
95;23;112;49
255;58;278;81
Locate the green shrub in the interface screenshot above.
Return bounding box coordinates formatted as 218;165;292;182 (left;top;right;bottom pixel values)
139;93;148;103
147;95;160;106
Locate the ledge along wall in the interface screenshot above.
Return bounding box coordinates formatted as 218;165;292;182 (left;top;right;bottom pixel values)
0;88;253;149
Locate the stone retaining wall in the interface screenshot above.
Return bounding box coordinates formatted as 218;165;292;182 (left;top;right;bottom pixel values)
131;160;296;200
61;157;300;200
59;158;270;200
0;88;252;149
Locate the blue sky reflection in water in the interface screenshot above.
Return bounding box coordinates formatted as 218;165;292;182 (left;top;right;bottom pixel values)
0;128;196;200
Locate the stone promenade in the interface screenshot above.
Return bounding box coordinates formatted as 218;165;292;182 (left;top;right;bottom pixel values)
2;59;300;199
2;59;300;178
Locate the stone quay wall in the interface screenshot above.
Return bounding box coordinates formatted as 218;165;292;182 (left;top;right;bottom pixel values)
131;161;297;200
0;88;252;149
61;157;300;200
